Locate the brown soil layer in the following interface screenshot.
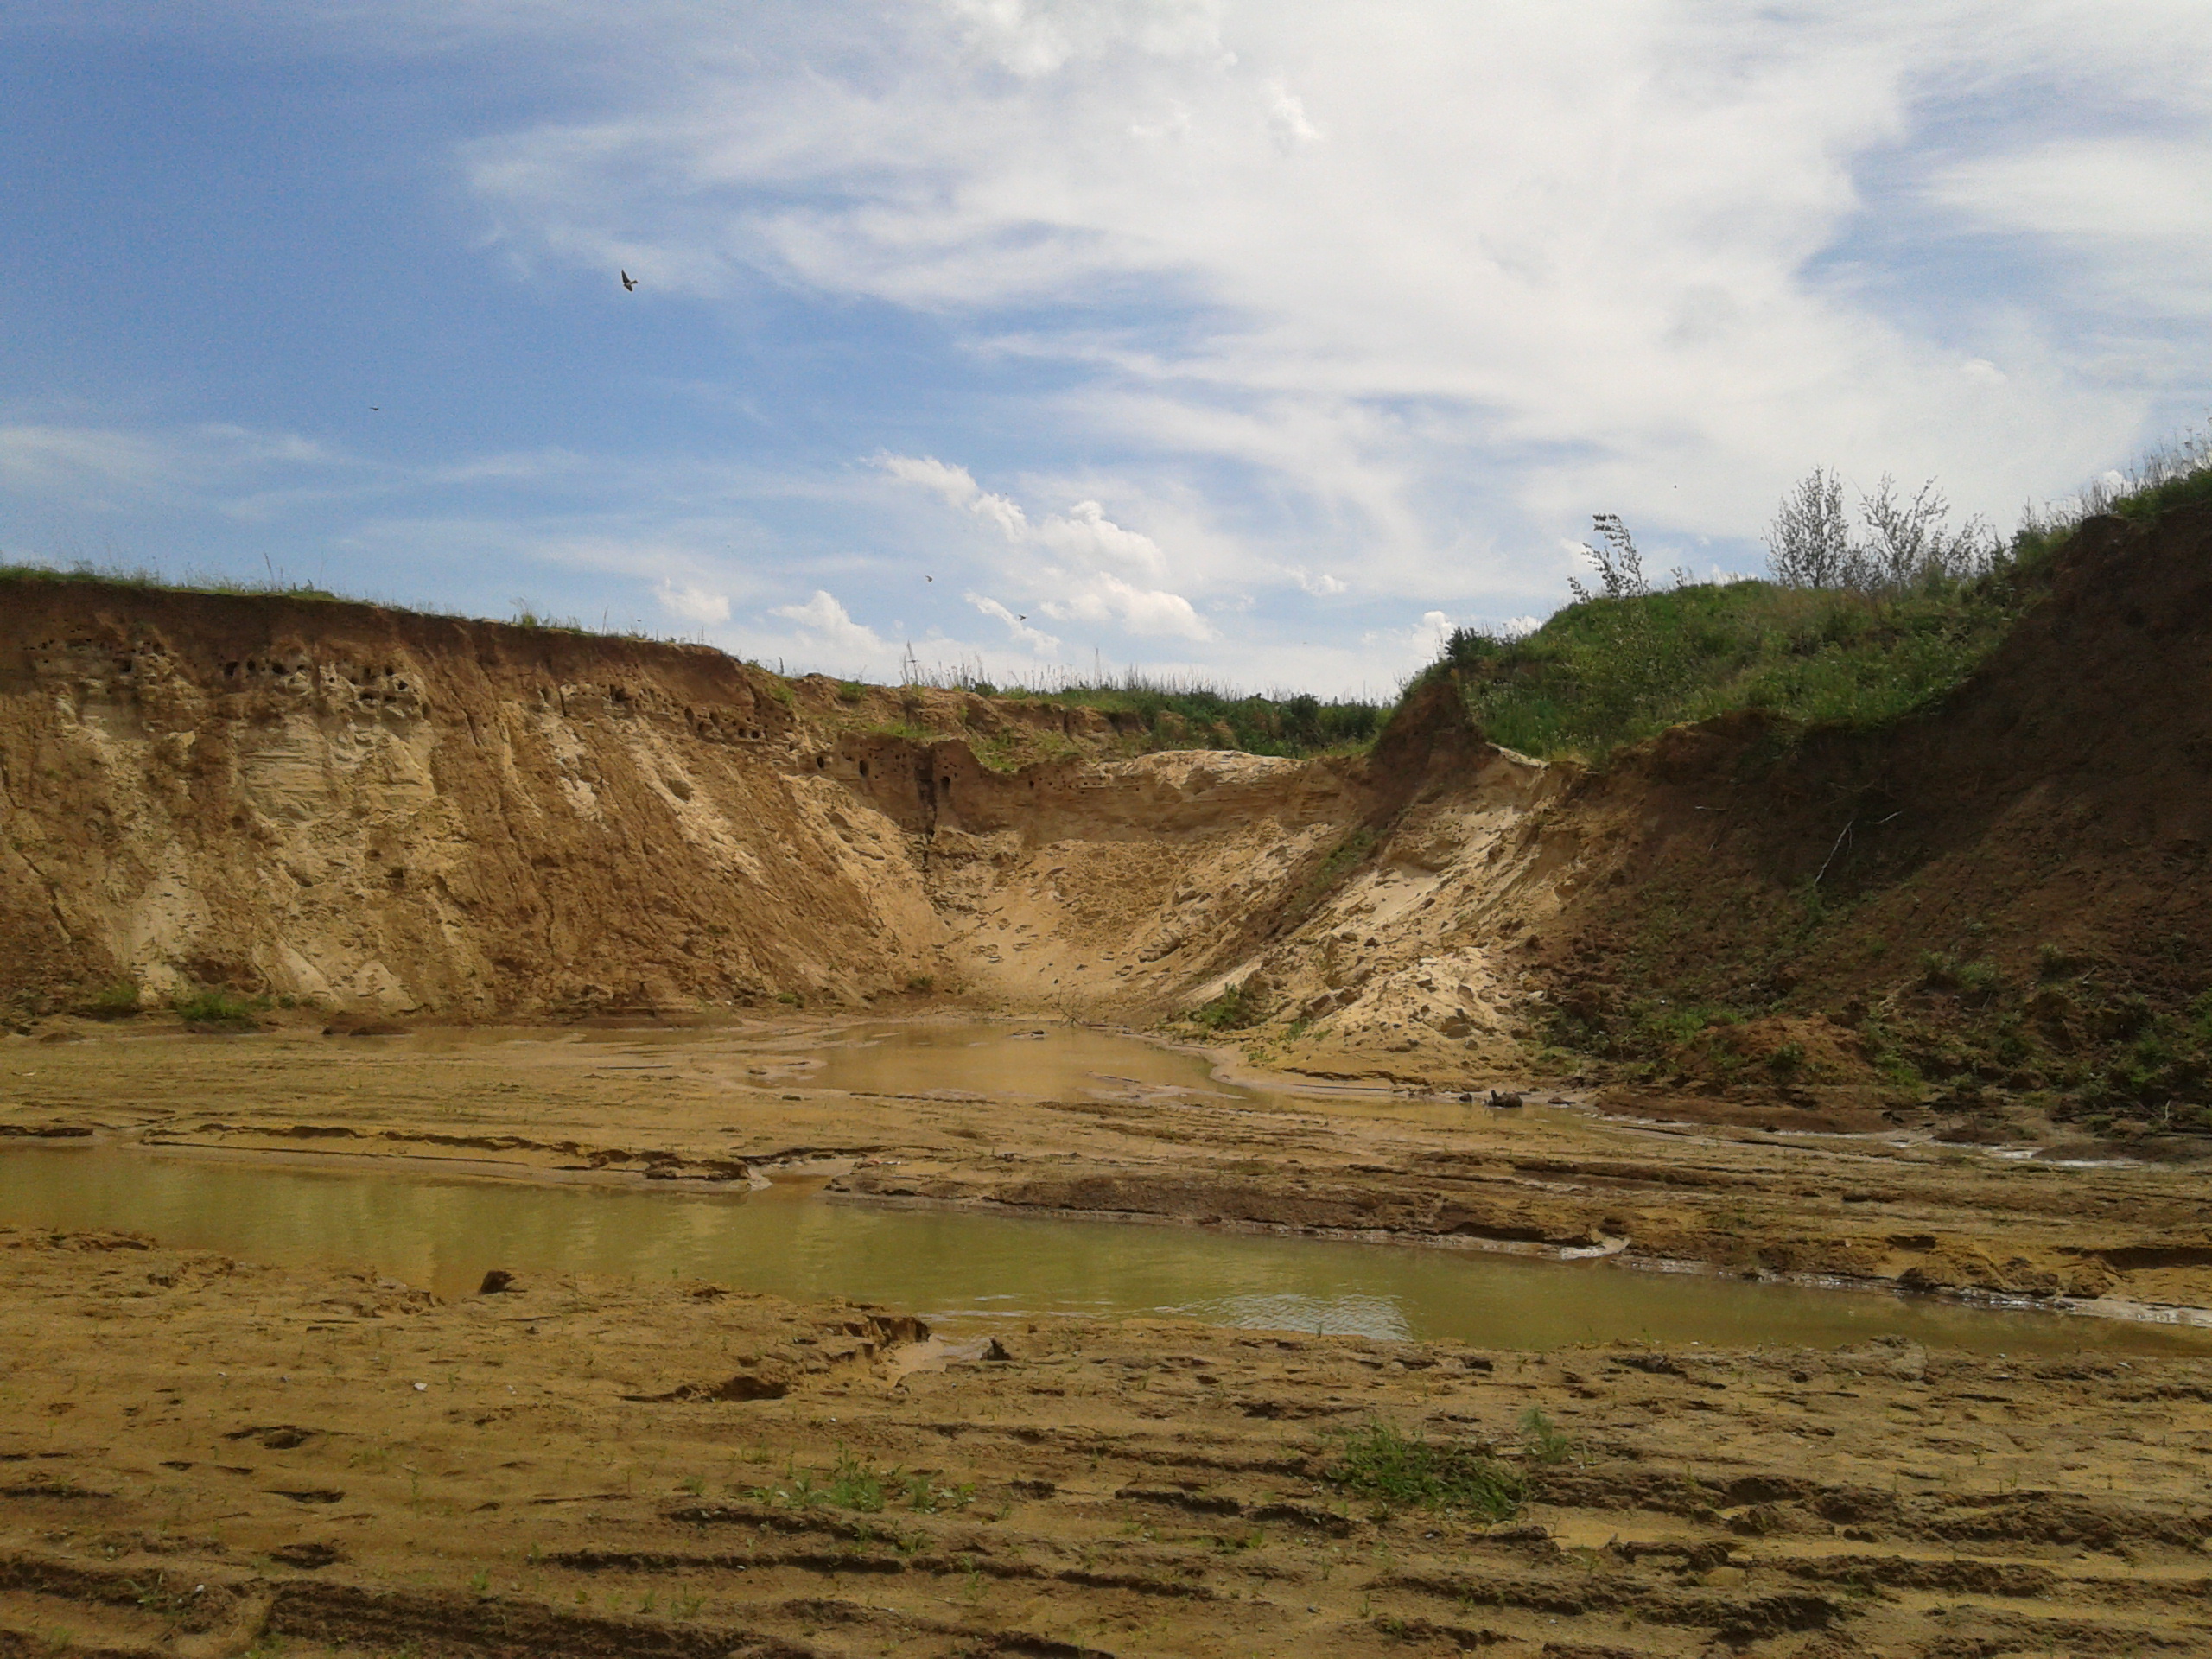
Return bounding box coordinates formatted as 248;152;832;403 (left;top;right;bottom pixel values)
6;1223;2210;1659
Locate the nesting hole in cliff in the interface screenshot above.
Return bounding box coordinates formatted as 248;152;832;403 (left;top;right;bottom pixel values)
858;761;869;778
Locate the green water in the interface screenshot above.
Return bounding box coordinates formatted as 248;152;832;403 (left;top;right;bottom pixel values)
3;1144;2205;1357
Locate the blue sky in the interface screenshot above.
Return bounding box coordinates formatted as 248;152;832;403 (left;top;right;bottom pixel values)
3;3;2208;695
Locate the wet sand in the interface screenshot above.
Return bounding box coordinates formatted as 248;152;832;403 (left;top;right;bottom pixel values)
5;1015;2212;1656
3;1227;2209;1658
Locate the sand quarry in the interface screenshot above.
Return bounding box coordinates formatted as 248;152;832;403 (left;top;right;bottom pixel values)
5;528;2212;1659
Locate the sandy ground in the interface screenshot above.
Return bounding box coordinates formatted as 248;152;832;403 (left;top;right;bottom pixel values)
6;1016;2212;1656
4;1227;2210;1659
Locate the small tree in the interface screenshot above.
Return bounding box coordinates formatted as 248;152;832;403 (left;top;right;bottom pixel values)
1765;466;1853;588
1765;468;1999;592
1567;512;1650;603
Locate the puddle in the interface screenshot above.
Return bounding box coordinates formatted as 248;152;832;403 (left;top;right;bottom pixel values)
5;1143;2208;1357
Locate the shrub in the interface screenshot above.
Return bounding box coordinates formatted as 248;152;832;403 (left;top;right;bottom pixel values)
1190;981;1265;1032
172;987;263;1028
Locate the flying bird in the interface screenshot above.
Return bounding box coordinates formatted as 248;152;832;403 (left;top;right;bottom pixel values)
620;270;638;292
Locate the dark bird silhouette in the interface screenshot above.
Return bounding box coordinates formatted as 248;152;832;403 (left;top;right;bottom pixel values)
620;270;638;292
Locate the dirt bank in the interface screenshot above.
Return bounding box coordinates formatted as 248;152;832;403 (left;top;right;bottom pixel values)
5;1224;2209;1659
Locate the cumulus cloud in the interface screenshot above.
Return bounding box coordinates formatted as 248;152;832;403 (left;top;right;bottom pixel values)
772;589;888;657
882;453;1213;639
448;0;2212;608
655;579;731;624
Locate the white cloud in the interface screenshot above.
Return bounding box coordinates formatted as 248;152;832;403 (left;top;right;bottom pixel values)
881;453;1213;638
450;0;2212;607
655;579;731;624
1040;569;1209;638
877;452;982;508
967;592;1062;652
772;589;888;657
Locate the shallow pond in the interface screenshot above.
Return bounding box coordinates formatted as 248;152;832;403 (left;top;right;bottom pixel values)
4;1144;2206;1357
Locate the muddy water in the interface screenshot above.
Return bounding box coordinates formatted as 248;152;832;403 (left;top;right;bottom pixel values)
5;1145;2207;1357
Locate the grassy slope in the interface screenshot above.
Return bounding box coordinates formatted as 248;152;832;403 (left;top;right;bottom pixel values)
1432;576;2026;763
1505;489;2212;1142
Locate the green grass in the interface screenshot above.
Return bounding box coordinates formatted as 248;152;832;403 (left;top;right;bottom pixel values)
1;558;345;602
171;987;265;1028
1188;980;1266;1032
1037;681;1384;759
1324;1421;1523;1520
1414;428;2212;766
78;981;144;1020
1427;576;2020;763
903;663;1388;760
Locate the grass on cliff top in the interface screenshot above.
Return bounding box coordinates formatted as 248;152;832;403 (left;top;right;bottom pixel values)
0;558;348;603
899;663;1389;760
1422;433;2212;765
1036;680;1385;758
1431;576;2022;763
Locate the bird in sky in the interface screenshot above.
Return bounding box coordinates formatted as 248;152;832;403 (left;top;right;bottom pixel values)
620;270;638;292
925;574;933;582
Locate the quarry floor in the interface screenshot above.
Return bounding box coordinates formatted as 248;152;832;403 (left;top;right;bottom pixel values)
3;1013;2211;1658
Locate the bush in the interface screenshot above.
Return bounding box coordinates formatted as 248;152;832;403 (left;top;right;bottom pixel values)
1190;981;1266;1032
172;987;263;1028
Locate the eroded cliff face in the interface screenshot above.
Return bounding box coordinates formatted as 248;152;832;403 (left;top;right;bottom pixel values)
0;587;948;1014
0;582;1575;1065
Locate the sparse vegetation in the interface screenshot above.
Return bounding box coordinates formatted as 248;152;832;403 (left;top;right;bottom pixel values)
171;987;264;1029
78;981;143;1020
1519;1408;1577;1465
1188;980;1266;1032
1324;1421;1522;1520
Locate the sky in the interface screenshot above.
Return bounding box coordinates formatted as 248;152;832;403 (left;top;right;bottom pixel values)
3;3;2208;696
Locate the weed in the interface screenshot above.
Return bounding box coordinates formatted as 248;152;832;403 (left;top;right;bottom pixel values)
79;980;143;1020
1520;1408;1577;1465
1324;1421;1522;1520
1190;980;1265;1032
2037;943;2083;979
906;974;935;994
467;1567;490;1597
